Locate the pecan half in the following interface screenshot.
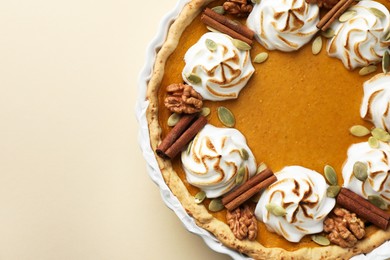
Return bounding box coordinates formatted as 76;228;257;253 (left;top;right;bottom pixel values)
223;0;253;18
164;83;203;114
226;204;257;241
323;208;365;248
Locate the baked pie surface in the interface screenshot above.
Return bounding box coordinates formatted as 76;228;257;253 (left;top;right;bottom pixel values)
145;0;390;258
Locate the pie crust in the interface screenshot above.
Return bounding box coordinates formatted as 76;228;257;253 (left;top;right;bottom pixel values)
145;0;390;258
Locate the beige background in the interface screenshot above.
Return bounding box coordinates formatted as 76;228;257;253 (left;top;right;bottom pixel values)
0;0;229;259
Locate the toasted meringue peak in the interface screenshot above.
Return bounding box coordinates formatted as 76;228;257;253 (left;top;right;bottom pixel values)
327;1;390;70
342;142;390;205
182;32;254;101
361;73;390;131
181;124;256;198
247;0;320;52
255;166;335;242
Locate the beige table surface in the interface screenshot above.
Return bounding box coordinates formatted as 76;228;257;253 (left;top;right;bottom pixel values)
0;0;229;259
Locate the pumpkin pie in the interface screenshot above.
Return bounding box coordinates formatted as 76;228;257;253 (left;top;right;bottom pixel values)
144;0;390;258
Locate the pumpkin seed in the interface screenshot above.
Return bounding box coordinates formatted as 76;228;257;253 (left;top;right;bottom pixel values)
327;185;341;198
209;198;225;212
206;26;221;33
353;161;368;182
253;52;269;64
371;128;390;141
200;107;211;117
349;125;371;137
251;0;260;3
212;6;225;15
236;166;246;185
185;73;202;84
194;191;206;204
256;162;268;174
322;28;335;39
368;195;388;210
167;113;181;127
324;165;338;185
311;235;330;246
359;65;377;76
186;140;193;155
386;30;390;41
312;36;323;55
205;38;217;52
266;203;287;217
383;50;390;74
232;39;251;51
240;148;249;160
217;106;235;127
339;10;357;22
368;136;379;148
369;7;386;19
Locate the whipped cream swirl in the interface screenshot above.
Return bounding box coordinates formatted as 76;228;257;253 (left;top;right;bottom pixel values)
247;0;319;51
342;142;390;205
181;124;256;198
182;32;254;101
327;1;390;70
255;166;335;242
361;73;390;131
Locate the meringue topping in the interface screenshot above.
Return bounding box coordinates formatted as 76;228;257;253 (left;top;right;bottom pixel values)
361;73;390;131
181;124;256;198
247;0;320;52
182;32;254;101
255;166;335;242
342;141;390;205
327;1;390;70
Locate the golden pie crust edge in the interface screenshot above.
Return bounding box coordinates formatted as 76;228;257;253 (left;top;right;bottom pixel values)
145;0;390;258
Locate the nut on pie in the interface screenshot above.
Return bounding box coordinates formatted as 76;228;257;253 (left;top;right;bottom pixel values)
145;0;390;258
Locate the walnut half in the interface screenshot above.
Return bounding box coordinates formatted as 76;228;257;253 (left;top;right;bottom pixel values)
164;83;203;114
226;204;257;241
323;208;366;248
223;0;253;18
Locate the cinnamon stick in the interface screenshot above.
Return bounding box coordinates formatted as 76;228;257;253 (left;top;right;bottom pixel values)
340;188;390;221
204;8;255;40
222;168;273;206
201;14;253;45
337;192;389;230
317;0;355;31
225;175;277;211
164;116;207;159
156;114;197;159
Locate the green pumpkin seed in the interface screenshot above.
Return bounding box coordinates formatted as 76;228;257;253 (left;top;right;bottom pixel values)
232;39;251;51
311;235;330;246
194;191;206;204
240;148;249;160
324;165;338;185
312;36;323;55
369;8;386;19
167;113;181;127
209;198;225;212
211;6;225;15
349;125;371;137
371;128;390;141
368;136;379;148
266;203;287;217
327;185;341;198
359;65;377;76
339;10;357;22
200;107;211;117
217;106;235;127
386;31;390;41
186;73;202;85
205;39;217;52
383;50;390;74
353;161;368;182
235;166;246;185
368;195;388;210
186;140;193;155
251;0;260;3
322;28;335;39
253;52;269;64
256;162;268;174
